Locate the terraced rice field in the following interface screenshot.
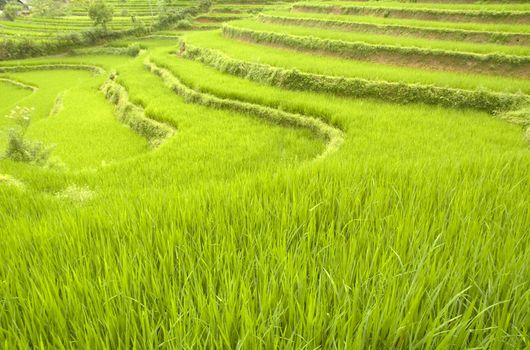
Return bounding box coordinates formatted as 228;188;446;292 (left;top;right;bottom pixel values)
1;0;529;348
0;0;195;42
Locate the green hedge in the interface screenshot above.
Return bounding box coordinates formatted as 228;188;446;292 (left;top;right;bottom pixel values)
258;13;530;46
179;40;529;115
101;75;175;147
144;58;343;158
291;4;530;24
222;24;530;76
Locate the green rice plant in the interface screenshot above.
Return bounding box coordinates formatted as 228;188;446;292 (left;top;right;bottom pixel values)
312;1;530;11
222;22;530;76
258;12;530;46
1;9;530;349
101;73;175;147
292;2;530;24
144;57;343;158
1;46;529;348
179;38;529;114
183;30;530;94
0;65;151;167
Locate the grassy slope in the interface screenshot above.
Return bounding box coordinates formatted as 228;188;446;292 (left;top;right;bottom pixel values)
0;36;529;347
184;30;530;93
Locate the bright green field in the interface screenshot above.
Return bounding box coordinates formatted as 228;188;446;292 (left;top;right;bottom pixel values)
1;0;530;348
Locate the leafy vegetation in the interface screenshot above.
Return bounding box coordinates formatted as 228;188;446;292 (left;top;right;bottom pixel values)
2;106;55;165
0;0;529;348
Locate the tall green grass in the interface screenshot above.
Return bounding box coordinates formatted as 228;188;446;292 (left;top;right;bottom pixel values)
1;41;529;348
1;3;530;347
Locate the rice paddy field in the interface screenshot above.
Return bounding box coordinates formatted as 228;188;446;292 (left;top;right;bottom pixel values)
1;0;529;348
0;0;196;42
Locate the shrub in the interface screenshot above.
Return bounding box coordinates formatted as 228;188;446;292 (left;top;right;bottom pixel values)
126;43;141;56
2;107;55;166
174;19;193;30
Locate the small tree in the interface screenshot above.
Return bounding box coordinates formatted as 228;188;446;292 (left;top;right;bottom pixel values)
88;0;113;30
3;1;21;20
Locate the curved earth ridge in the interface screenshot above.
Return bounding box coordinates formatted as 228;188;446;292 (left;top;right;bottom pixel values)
0;63;177;168
144;58;344;160
0;64;105;75
0;77;38;91
256;13;530;46
177;40;530;145
221;23;530;78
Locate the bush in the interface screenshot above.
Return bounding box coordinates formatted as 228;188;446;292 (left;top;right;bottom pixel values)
126;43;140;56
2;107;55;165
174;19;193;30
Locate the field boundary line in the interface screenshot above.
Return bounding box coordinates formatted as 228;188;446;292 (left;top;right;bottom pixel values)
0;63;176;148
258;13;530;46
0;77;38;91
291;3;530;24
101;74;176;148
222;24;530;77
179;40;529;114
144;58;344;160
0;64;105;74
